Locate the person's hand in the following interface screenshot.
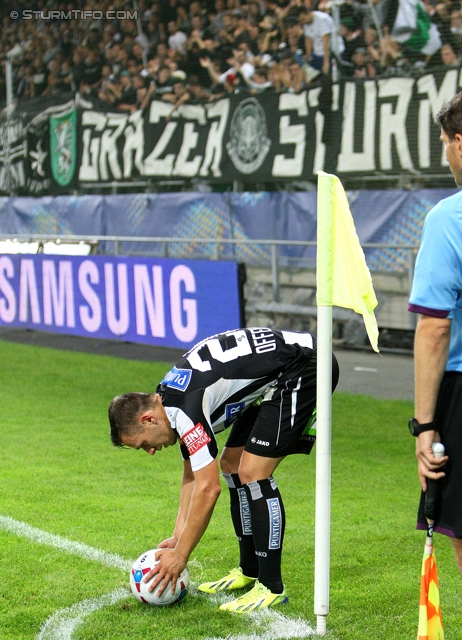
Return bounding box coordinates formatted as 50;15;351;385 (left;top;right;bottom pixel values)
415;432;448;491
157;536;178;549
199;56;211;67
143;548;187;596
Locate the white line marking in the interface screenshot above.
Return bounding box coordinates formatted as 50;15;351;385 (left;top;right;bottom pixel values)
36;588;129;640
1;514;315;640
203;609;315;639
353;366;378;372
0;514;131;571
201;594;315;638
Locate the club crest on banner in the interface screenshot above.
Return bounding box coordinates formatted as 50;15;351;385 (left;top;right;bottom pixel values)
50;109;77;187
226;98;271;174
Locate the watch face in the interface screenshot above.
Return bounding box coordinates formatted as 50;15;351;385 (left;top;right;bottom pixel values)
408;419;417;435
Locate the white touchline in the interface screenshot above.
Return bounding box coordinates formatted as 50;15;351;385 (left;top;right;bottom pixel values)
36;588;129;640
0;514;132;571
0;514;315;640
203;609;315;639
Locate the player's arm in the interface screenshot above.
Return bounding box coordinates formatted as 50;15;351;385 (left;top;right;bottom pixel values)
158;460;196;548
321;32;330;75
414;314;450;490
147;458;221;593
304;34;313;60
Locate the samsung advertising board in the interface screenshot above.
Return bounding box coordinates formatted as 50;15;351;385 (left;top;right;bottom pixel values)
0;254;244;349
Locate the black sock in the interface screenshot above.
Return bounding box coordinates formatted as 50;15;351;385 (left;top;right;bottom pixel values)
244;476;285;593
223;473;258;579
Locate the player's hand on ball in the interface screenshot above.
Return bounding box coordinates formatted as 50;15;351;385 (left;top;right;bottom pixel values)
130;549;190;606
145;548;187;595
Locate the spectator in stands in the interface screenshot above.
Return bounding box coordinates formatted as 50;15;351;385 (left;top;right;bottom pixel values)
351;46;378;77
233;10;251;43
440;41;460;65
16;64;35;98
430;0;452;44
350;0;384;33
186;74;213;101
176;5;192;35
280;58;309;92
207;0;227;36
284;15;307;65
154;64;175;97
130;43;146;73
98;68;119;106
82;48;102;87
166;77;192;118
376;30;399;70
4;0;462;108
450;7;462;38
168;20;188;58
41;58;62;96
115;71;138;113
201;45;255;87
300;4;334;75
265;64;282;93
146;18;164;51
339;16;366;64
241;66;274;93
364;26;381;65
32;59;47;96
59;60;76;93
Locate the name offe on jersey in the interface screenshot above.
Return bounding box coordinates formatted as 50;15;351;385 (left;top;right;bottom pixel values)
248;327;277;354
161;328;278;392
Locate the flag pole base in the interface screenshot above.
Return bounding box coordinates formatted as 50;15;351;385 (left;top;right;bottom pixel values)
316;615;327;635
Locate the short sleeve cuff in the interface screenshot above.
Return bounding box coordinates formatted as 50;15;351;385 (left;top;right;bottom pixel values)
408;303;450;318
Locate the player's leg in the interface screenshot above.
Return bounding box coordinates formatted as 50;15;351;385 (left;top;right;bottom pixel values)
238;452;286;594
198;408;259;594
451;538;462;575
224;360;318;608
221;445;259;582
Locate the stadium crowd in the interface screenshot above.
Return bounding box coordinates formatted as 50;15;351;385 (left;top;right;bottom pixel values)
1;0;462;111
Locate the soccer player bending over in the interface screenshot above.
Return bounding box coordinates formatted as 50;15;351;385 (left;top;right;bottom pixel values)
108;327;338;613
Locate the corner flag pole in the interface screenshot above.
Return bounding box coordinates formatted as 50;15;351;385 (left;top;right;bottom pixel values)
314;304;333;636
315;172;379;635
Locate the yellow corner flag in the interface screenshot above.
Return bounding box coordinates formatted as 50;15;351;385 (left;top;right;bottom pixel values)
316;171;379;352
418;545;444;640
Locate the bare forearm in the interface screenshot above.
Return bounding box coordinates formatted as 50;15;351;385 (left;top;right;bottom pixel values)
172;475;195;540
174;486;219;561
414;315;451;423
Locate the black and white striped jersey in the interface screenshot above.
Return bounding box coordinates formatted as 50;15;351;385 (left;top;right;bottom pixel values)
156;328;315;472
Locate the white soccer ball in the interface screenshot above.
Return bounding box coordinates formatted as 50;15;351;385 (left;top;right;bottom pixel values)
129;549;190;606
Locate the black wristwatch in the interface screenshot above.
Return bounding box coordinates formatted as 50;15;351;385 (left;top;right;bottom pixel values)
408;418;435;436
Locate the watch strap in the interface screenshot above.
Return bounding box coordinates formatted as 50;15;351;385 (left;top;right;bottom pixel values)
408;417;435;436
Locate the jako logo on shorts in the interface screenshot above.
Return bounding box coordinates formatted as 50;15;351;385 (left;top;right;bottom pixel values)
161;367;192;391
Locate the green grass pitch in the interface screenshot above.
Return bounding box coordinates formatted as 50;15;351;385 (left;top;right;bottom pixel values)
0;339;460;640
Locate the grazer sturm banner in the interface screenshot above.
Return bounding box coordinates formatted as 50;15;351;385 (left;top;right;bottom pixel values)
77;67;462;184
0;254;244;349
1;68;461;194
